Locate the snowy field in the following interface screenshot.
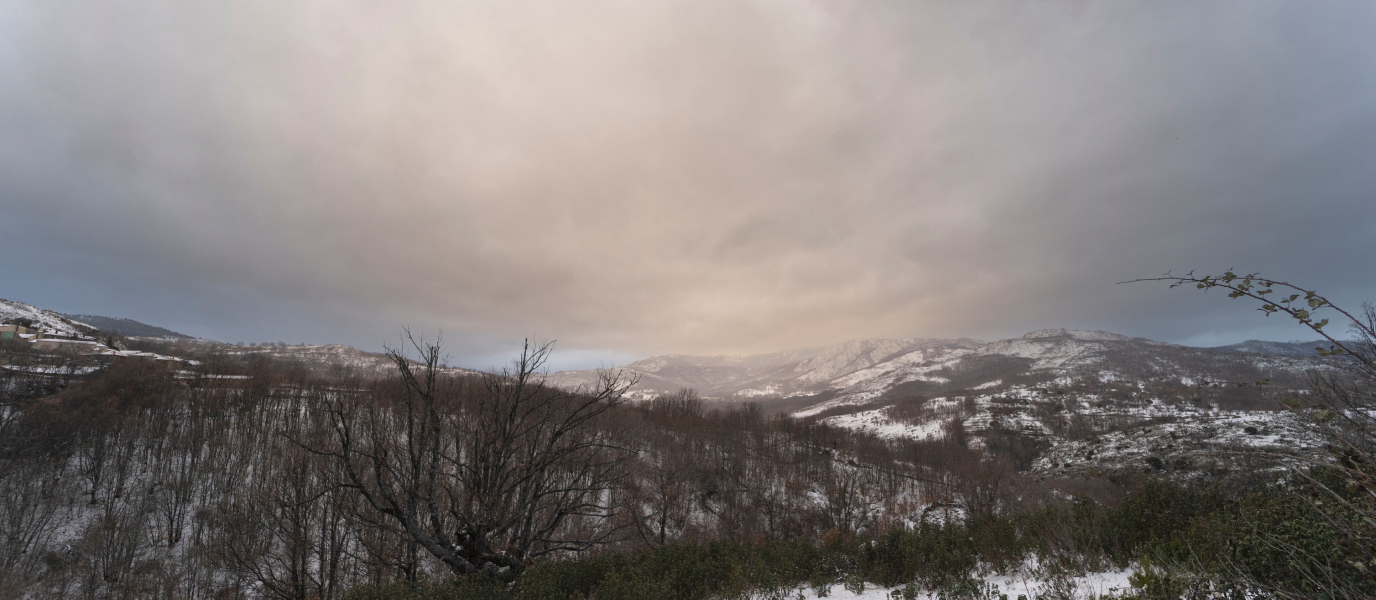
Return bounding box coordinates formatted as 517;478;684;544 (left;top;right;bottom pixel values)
779;569;1134;599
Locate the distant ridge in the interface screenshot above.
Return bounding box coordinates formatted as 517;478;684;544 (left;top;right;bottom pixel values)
63;314;191;339
546;329;1340;414
1207;339;1331;357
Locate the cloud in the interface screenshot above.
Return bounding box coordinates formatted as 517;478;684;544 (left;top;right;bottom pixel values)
2;0;1374;365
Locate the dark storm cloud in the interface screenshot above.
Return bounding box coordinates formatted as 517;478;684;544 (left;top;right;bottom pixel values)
2;0;1374;366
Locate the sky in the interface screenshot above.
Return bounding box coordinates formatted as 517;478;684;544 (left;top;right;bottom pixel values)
2;1;1375;370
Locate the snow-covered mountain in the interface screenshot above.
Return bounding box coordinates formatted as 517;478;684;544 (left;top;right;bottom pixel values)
550;329;1343;478
545;338;982;400
550;329;1328;408
3;298;481;377
6;294;1342;478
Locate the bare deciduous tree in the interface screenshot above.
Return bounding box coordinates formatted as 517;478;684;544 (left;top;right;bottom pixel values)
308;337;635;576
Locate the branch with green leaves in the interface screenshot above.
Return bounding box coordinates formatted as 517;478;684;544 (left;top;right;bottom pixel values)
1124;270;1374;371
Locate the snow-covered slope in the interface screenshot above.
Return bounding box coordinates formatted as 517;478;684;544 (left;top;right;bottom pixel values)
1;298;99;337
797;328;1326;415
551;329;1328;410
4;299;478;377
548;329;1341;477
800;330;1339;479
545;338;984;400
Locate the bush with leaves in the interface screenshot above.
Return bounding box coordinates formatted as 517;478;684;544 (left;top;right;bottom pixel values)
1131;270;1376;597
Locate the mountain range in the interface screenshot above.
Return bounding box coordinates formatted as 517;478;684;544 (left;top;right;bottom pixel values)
546;328;1338;478
547;329;1330;410
2;296;1342;476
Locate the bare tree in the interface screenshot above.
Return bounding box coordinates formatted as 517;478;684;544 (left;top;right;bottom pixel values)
307;336;635;576
631;440;695;546
0;461;74;594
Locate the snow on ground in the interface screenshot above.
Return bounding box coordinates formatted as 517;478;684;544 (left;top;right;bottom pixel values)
1034;408;1321;477
737;384;784;398
794;395;882;418
806;371;1326;478
828;359;961;394
549;325;1326;417
820;407;946;440
1;298;96;337
4;364;104;375
780;569;1134;599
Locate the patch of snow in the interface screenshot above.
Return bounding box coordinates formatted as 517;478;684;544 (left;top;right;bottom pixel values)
786;569;1135;600
736;384;783;398
821;408;947;440
0;299;97;337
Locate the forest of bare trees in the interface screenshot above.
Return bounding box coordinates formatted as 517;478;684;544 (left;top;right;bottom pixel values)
0;333;1041;599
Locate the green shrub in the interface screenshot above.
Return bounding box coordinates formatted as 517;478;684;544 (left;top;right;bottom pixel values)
968;514;1026;573
1144;485;1376;599
1102;480;1223;563
518;552;629;600
343;576;511;600
863;523;978;589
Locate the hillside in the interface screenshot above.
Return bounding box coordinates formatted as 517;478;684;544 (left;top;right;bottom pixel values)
118;337;479;378
546;338;984;400
1;298;99;337
1208;339;1332;357
223;342;478;377
62;313;190;339
550;329;1339;479
5;298;471;378
550;329;1327;408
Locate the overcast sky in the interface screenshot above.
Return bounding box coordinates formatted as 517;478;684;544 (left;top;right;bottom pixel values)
2;1;1374;370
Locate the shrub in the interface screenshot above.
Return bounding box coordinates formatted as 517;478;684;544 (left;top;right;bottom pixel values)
1102;480;1222;563
1146;484;1376;599
863;523;978;589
